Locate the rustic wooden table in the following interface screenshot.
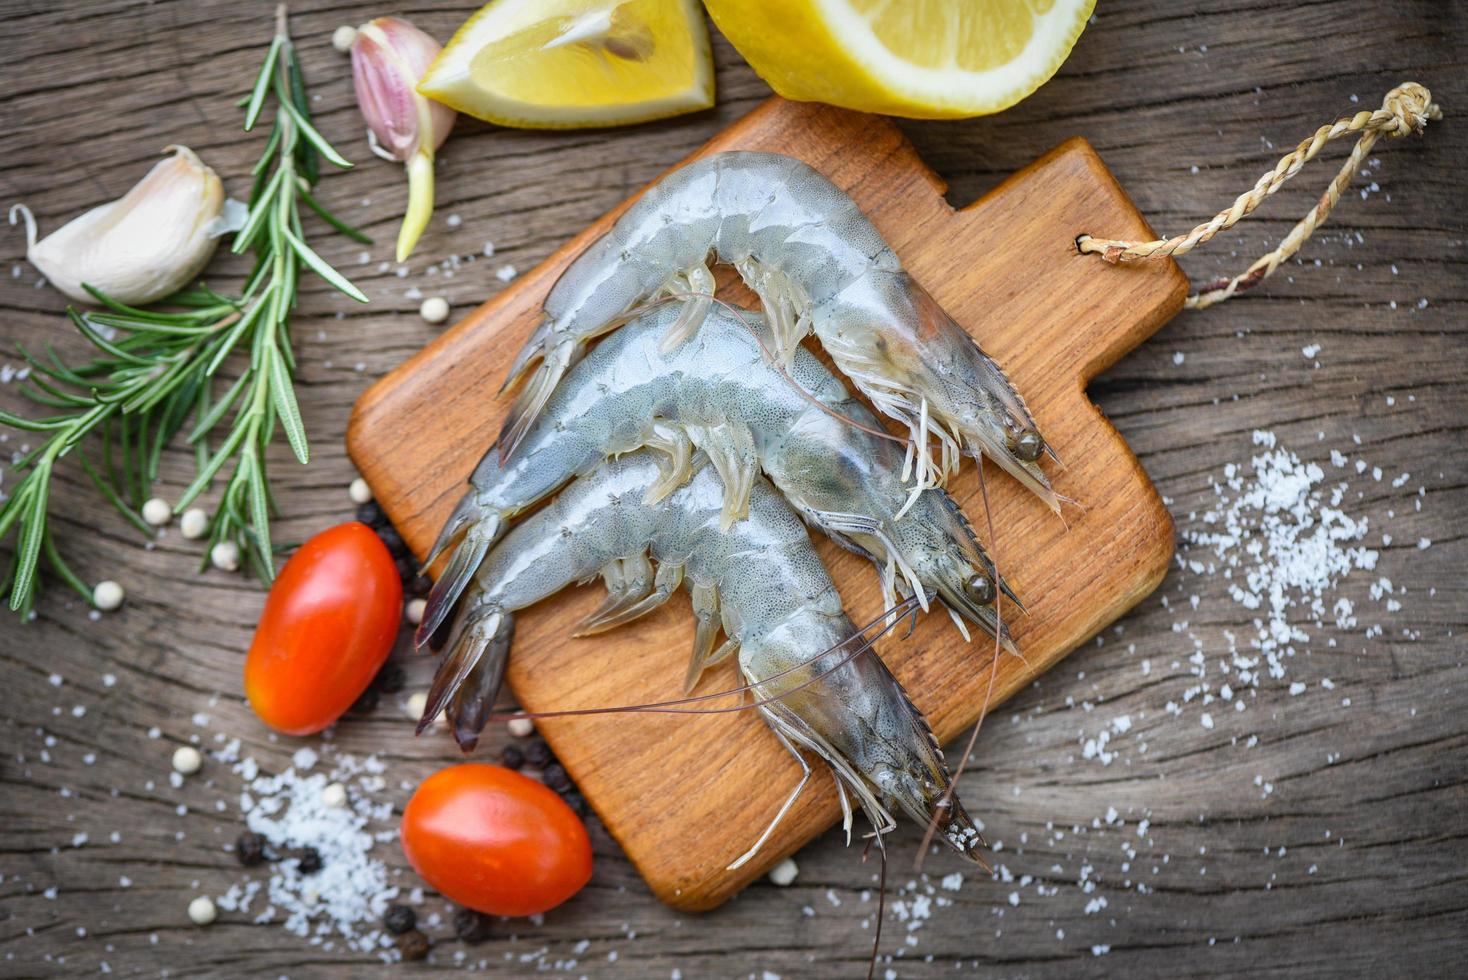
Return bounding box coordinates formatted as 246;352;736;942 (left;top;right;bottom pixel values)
2;2;1464;977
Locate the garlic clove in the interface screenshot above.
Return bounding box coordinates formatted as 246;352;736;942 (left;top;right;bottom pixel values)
350;17;456;262
351;18;453;163
11;145;226;306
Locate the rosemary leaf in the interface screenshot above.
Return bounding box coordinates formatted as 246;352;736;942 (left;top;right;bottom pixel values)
298;187;373;244
79;456;153;537
283;227;369;303
11;473;49;610
244;35;284;131
42;528;94;603
0;409;67;432
278;99;353;170
267;350;309;465
187;371;249;444
246;460;273;575
0;484;34;550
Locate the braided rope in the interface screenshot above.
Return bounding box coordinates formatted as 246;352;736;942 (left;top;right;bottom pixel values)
1077;82;1441;310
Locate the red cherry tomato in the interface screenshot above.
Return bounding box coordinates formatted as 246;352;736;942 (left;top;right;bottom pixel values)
244;522;402;735
402;764;592;917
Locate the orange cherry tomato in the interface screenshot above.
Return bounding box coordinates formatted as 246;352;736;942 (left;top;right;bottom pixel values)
244;522;402;735
402;764;592;917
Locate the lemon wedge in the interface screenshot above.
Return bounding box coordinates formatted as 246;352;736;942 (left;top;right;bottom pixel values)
703;0;1095;119
418;0;714;128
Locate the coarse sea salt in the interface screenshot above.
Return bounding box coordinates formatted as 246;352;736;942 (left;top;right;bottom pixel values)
1073;429;1414;788
1183;431;1379;680
216;745;400;958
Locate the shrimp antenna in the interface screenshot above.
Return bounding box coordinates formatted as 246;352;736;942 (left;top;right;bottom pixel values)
914;459;1010;871
481;595;921;722
863;831;888;980
654;289;913;451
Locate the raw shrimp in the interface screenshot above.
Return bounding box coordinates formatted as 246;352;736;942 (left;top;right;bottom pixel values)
498;150;1057;508
418;303;1020;657
424;450;988;866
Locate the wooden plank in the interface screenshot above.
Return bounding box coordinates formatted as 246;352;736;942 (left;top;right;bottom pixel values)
347;96;1188;910
1;1;1465;975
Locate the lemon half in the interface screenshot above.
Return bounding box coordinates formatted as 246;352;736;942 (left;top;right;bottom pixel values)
419;0;714;129
704;0;1095;119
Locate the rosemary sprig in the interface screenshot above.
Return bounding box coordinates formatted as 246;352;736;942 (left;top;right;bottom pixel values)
0;6;368;617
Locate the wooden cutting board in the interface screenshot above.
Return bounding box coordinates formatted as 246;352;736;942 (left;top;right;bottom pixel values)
348;96;1186;912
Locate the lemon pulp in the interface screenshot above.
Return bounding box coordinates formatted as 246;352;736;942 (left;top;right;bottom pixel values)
419;0;714;128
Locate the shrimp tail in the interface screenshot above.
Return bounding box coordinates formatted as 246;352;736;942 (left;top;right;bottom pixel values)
420;484;493;573
415;512;498;648
419;586;512;747
446;612;515;753
498;341;574;463
499;316;555;396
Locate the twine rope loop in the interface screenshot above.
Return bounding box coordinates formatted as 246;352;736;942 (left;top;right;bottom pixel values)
1077;82;1441;310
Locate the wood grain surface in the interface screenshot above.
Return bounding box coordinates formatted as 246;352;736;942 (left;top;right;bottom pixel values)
348;97;1187;910
1;1;1464;976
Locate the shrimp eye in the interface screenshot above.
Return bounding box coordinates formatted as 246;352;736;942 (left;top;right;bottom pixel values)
1013;429;1044;462
964;574;996;605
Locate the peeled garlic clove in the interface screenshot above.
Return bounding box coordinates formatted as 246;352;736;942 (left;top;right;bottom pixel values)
349;17;456;262
10;145;225;306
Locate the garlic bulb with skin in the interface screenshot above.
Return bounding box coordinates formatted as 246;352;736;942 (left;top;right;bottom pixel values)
10;145;229;306
349;17;455;262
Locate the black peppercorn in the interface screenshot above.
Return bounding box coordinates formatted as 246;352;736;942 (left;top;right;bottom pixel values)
383;904;417;935
377;526;406;557
352;686;380;714
374;661;405;694
396;928;430;961
561;791;589;818
408;573;433;597
500;745;524;770
355;501;383;527
543;764;571;792
297;847;323;874
453;908;493;944
524;739;553;770
236;831;268;867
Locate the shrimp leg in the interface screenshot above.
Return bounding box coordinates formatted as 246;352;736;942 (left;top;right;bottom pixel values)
660;262;716;353
683;421;758;531
734;256;809;368
684;581;723;693
574;559;684;636
726;726;813;871
641;423;695;504
685;580;741;693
